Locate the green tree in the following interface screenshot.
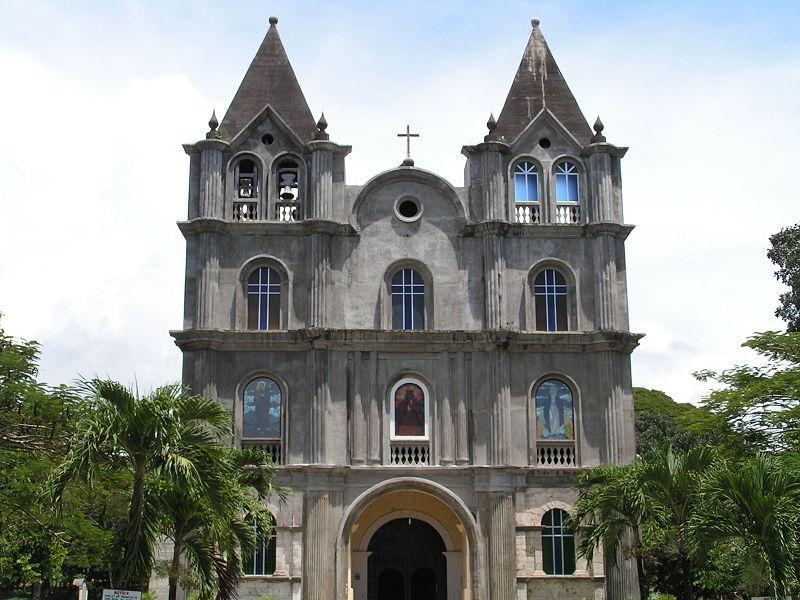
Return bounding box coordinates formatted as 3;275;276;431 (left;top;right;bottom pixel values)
690;454;800;598
156;447;286;600
696;331;800;453
571;445;714;600
52;380;233;589
768;223;800;332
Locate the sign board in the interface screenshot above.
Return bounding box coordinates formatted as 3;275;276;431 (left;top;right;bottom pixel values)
103;590;142;600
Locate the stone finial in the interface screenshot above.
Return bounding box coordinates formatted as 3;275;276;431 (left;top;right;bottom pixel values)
269;16;278;25
591;115;606;143
487;113;497;132
532;18;540;28
206;109;221;139
314;112;330;140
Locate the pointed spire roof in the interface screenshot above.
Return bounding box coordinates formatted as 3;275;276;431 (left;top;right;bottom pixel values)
493;19;592;146
219;17;317;142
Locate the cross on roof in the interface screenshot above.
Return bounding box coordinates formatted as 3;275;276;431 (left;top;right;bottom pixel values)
397;124;420;166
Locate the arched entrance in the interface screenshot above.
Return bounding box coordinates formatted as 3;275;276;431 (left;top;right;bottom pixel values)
368;518;446;600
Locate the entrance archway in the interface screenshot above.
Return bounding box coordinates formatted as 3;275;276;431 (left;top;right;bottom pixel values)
368;518;446;600
339;478;486;600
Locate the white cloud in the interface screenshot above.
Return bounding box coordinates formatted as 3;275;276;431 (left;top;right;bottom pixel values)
1;6;799;405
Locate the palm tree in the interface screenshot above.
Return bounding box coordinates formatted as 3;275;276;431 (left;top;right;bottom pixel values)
689;454;800;599
52;380;232;589
570;445;714;599
156;447;287;600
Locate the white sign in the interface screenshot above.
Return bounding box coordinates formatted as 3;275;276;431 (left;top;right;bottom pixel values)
102;590;142;600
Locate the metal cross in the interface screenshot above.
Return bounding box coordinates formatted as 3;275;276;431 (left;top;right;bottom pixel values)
397;124;420;161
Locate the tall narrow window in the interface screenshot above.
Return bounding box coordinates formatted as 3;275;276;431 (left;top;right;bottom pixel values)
247;267;281;330
514;161;539;202
534;380;574;441
542;509;576;575
534;269;568;331
391;379;428;439
243;514;277;576
242;377;282;440
555;162;579;203
236;158;258;199
391;268;425;330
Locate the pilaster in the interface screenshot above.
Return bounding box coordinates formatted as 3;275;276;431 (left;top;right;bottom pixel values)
350;351;366;465
197;139;227;219
309;142;334;220
310;231;330;328
308;348;330;464
454;351;469;464
302;491;334;600
482;491;515;599
487;350;511;465
483;232;506;329
196;232;219;329
439;352;454;465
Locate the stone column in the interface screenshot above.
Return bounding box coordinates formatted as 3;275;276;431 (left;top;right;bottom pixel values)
196;231;219;329
593;235;618;331
302;491;334;600
583;141;627;224
443;552;464;600
439;352;454;465
483;228;507;330
484;492;515;600
461;141;510;222
487;350;511;465
350;351;366;465
309;231;330;329
367;351;381;464
308;348;329;464
350;551;371;600
308;141;335;220
197;139;227;219
454;351;469;464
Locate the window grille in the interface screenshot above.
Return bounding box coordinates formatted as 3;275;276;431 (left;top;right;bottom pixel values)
391;268;425;330
247;267;281;330
243;515;277;576
542;509;576;575
534;269;568;331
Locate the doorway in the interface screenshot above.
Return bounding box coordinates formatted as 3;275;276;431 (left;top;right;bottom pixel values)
368;518;446;600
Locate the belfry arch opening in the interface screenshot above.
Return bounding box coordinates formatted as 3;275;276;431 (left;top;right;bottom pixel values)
345;488;474;600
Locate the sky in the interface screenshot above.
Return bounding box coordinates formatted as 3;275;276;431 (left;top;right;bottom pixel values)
0;0;799;403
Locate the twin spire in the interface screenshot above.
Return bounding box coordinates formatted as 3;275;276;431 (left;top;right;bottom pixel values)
214;17;597;148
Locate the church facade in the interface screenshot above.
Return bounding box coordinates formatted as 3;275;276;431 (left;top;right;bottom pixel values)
173;16;641;600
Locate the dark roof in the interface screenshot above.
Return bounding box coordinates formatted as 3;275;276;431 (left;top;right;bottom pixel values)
219;20;317;142
493;21;592;146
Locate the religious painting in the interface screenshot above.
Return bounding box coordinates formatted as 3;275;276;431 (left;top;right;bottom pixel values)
534;379;574;440
243;377;282;439
393;382;426;437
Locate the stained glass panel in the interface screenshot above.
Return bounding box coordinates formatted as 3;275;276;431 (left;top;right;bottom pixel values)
394;382;426;437
535;380;574;440
243;377;282;439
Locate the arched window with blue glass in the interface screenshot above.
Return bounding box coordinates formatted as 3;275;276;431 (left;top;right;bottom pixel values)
555;161;580;203
247;266;281;330
242;377;282;441
514;161;539;202
534;379;575;442
391;268;426;330
533;269;569;331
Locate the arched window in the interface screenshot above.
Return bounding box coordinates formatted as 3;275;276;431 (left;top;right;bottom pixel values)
236;158;258;199
243;513;277;576
391;268;425;330
542;509;575;575
514;161;539;202
243;377;282;440
555;162;579;203
533;269;568;331
247;267;281;330
275;158;300;221
390;379;428;440
535;380;574;441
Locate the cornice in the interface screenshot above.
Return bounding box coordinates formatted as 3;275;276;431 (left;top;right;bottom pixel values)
170;328;644;354
177;218;357;238
304;140;352;156
581;142;628;158
465;222;635;240
460;141;511;156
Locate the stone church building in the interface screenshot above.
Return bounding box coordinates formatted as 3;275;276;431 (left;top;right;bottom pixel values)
172;15;641;600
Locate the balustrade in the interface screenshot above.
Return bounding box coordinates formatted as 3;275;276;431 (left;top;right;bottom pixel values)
389;442;430;466
241;439;283;465
233;201;258;221
555;204;580;224
275;202;300;222
535;442;576;467
515;203;540;224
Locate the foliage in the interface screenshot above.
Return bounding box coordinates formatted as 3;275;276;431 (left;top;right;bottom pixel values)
696;330;800;452
768;223;800;332
0;316;129;594
52;379;286;599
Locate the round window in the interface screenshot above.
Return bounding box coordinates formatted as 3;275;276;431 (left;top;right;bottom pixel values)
394;196;422;222
262;133;275;145
538;137;552;148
